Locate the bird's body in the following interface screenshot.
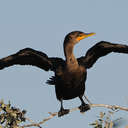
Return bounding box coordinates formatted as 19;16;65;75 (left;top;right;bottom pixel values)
53;65;87;100
1;31;128;116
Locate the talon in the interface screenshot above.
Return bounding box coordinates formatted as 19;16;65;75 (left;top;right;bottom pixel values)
79;104;90;113
58;109;69;117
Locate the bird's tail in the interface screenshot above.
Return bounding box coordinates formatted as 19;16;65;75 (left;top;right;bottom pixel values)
46;76;56;85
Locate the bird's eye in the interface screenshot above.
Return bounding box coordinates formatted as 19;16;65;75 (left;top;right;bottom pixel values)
79;34;83;37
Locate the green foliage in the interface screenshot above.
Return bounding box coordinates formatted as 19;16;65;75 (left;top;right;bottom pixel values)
90;111;122;128
0;100;26;128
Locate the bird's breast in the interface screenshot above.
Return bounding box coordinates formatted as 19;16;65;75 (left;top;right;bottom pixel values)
55;65;87;100
56;65;87;87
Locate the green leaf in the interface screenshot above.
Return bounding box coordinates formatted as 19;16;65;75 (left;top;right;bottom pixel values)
90;123;97;126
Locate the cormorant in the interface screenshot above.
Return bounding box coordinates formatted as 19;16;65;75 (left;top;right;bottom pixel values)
0;31;128;117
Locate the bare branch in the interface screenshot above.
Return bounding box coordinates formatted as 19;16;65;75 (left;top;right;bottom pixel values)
91;104;128;111
20;103;128;128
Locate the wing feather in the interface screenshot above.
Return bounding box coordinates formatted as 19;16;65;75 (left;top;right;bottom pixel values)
0;48;64;71
78;41;128;69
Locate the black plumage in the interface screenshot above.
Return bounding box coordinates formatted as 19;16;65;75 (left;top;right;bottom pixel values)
0;31;128;116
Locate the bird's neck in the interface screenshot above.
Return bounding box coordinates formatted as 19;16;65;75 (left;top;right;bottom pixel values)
64;42;79;71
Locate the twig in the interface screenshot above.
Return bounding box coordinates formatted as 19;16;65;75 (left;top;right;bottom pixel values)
20;123;42;128
91;104;128;111
20;103;128;128
84;95;92;105
24;118;42;128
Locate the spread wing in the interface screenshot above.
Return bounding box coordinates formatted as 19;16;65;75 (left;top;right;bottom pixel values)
78;41;128;69
0;48;65;71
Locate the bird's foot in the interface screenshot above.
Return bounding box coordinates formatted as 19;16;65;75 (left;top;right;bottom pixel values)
79;103;90;113
58;109;69;117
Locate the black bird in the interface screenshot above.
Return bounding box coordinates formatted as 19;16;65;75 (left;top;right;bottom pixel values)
0;31;128;117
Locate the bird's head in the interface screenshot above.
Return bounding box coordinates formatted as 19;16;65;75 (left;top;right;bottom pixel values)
64;31;96;45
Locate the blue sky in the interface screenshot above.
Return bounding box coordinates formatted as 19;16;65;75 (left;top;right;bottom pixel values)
0;0;128;127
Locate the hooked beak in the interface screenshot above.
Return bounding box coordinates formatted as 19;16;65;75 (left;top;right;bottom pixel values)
76;32;96;41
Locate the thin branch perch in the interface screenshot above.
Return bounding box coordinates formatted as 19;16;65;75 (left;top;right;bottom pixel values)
91;104;128;111
20;103;128;128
